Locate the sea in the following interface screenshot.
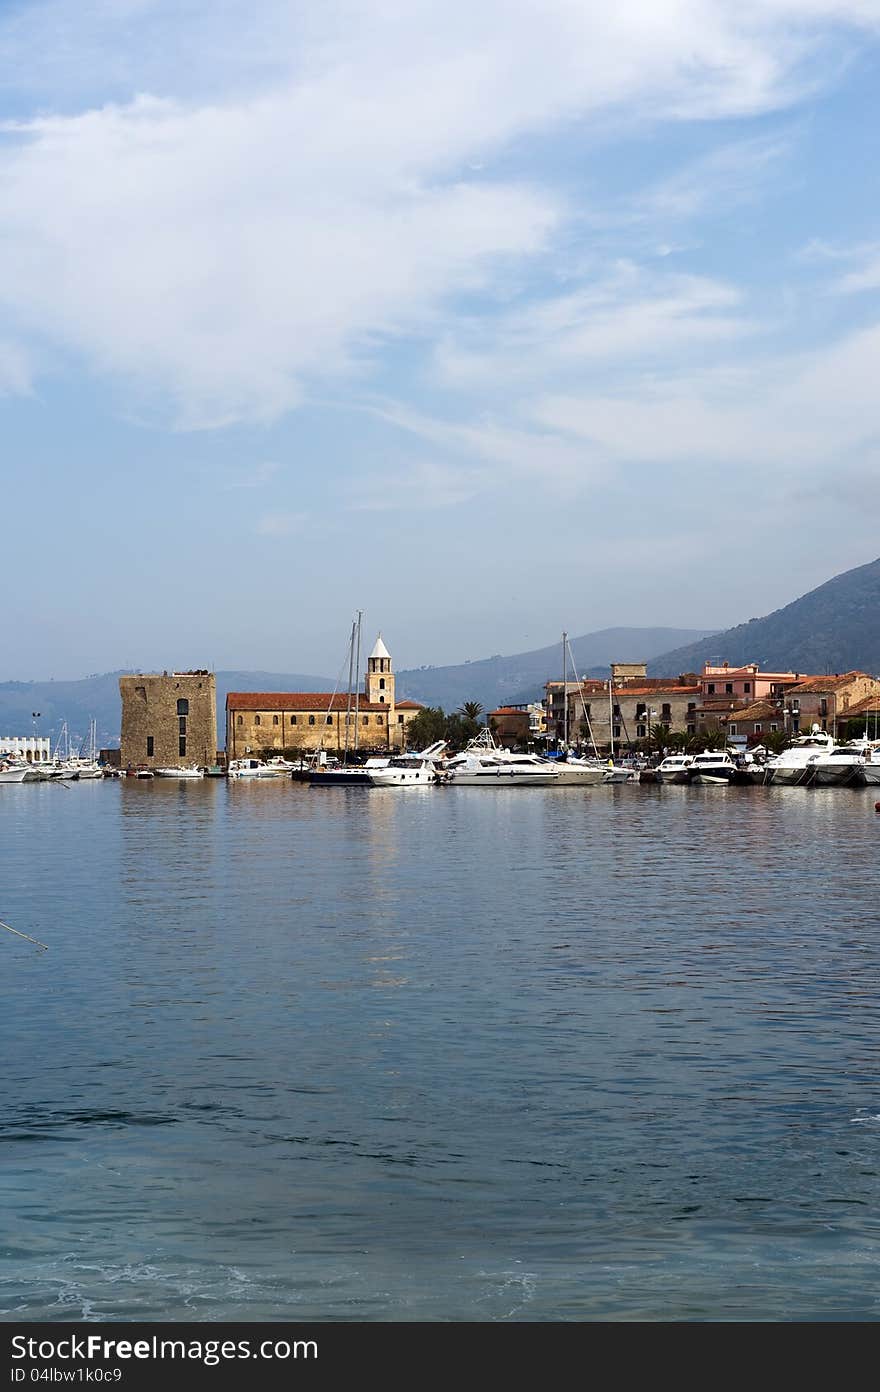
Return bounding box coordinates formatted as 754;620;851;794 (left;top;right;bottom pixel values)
1;776;879;1322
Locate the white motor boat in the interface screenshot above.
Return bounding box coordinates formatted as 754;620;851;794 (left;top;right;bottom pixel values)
762;729;835;786
155;766;205;779
686;751;740;785
810;741;871;787
366;754;438;786
603;762;638;784
228;758;284;778
551;754;607;786
0;761;31;783
444;730;560;786
862;745;880;786
655;754;695;784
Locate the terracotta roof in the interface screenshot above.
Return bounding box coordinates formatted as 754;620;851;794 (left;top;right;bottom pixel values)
721;700;779;723
227;692;392;713
394;700;424;710
608;684;700;697
843;693;880;717
490;706;529;715
788;672;872;693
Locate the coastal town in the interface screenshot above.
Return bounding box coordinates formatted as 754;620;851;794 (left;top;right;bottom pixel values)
2;633;880;788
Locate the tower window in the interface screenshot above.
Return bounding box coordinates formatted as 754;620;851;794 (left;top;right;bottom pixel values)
379;677;385;689
146;736;154;757
177;699;189;716
179;737;187;757
179;717;187;735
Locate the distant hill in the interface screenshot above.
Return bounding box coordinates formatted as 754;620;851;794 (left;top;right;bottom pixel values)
395;627;714;711
0;670;334;751
648;556;880;678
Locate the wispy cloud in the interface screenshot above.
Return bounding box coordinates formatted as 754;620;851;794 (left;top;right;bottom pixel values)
0;1;876;426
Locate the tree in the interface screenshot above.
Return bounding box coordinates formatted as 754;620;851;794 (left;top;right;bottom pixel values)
648;723;671;754
457;701;484;722
406;706;448;750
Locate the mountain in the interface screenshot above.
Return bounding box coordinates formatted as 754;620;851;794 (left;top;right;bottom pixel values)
395;627;714;711
0;669;334;751
648;556;880;678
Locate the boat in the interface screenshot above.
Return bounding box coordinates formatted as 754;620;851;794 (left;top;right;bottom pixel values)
686;750;741;785
366;754;437;786
810;740;871;787
550;631;607;785
655;754;695;784
445;729;560;785
67;719;103;778
228;758;281;778
154;766;205;779
0;760;31;783
602;761;639;784
761;728;835;786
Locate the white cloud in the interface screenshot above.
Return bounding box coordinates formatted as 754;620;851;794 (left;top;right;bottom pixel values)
0;1;876;425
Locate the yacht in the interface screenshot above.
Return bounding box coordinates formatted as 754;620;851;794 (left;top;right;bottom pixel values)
444;731;560;786
686;751;740;785
810;740;871;787
0;760;31;783
228;758;282;778
862;744;880;786
366;754;438;786
551;753;607;786
761;729;835;786
154;766;205;779
655;754;695;784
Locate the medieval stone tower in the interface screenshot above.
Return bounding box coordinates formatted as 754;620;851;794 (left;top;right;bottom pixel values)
364;634;395;707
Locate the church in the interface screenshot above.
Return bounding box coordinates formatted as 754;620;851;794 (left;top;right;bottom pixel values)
225;635;423;759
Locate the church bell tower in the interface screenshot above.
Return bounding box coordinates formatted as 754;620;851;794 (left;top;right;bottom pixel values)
365;634;395;707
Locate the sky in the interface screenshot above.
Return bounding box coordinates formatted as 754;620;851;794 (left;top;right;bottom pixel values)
2;0;880;680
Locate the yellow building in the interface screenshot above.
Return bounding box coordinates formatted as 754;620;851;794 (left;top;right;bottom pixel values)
226;635;423;758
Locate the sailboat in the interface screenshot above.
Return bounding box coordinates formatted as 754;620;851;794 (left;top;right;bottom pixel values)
69;719;103;779
309;612;386;786
552;632;606;785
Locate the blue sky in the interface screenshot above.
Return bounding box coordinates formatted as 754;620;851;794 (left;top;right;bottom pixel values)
2;0;880;680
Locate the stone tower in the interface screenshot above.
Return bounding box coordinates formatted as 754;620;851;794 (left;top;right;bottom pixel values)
119;670;217;770
364;634;395;707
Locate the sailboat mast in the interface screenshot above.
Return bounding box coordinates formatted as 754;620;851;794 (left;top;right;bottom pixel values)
344;619;356;760
562;632;568;750
609;674;614;761
353;611;362;753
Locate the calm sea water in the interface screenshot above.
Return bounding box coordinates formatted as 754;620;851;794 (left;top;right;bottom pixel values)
1;777;880;1322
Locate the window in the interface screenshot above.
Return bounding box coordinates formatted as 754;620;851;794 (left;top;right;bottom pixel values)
379;677;385;690
273;715;279;725
376;715;384;725
687;724;695;736
612;704;621;719
584;704;591;717
729;724;737;735
725;683;733;694
754;724;762;734
176;699;189;716
326;716;333;725
791;700;799;712
178;716;187;735
380;695;385;703
770;723;778;733
290;715;297;725
661;704;671;720
819;698;828;716
398;714;404;724
707;683;716;694
179;737;186;757
636;725;646;739
613;725;621;740
362;715;368;725
254;714;261;726
237;715;242;726
146;736;154;757
308;715;315;726
687;702;696;713
744;683;751;695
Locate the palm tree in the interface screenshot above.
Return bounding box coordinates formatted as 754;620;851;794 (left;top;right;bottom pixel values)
457;701;484;722
648;722;671;754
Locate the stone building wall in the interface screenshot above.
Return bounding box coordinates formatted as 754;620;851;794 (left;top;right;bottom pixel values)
225;697;422;757
119;672;217;770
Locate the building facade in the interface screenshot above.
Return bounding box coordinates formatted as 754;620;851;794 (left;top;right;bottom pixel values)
0;736;51;763
119;671;217;771
226;635;423;758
